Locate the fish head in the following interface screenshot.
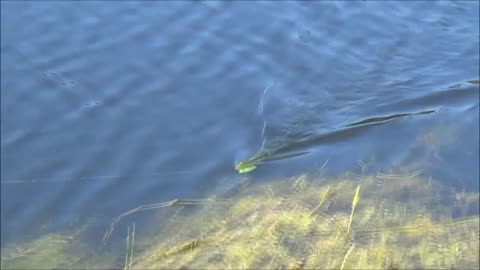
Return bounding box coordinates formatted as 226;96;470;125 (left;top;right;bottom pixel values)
235;161;257;173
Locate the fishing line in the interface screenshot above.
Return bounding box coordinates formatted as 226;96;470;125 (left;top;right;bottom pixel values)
0;170;196;185
257;82;274;151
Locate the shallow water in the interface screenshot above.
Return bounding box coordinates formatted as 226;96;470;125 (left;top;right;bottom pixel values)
1;0;479;265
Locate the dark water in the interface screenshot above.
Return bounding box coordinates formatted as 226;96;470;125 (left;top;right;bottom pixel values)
1;0;479;254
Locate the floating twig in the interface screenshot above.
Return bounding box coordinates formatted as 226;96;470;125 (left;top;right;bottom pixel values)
103;199;222;243
376;169;424;180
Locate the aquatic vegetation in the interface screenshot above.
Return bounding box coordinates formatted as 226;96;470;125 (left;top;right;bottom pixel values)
1;234;79;269
2;170;478;269
128;173;479;269
0;225;116;269
124;223;136;270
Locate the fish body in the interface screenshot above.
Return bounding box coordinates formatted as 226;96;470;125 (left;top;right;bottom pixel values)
235;109;436;173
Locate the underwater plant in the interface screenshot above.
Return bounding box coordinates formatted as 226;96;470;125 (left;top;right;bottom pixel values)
125;172;479;269
3;169;478;269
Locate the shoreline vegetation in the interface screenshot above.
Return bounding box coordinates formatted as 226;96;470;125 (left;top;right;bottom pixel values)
2;168;478;269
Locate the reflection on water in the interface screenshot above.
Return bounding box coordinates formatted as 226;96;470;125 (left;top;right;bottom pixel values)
1;0;479;268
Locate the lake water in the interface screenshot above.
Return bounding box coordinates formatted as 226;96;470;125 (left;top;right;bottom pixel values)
1;1;479;268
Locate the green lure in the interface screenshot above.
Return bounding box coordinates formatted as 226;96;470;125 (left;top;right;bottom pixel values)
234;151;272;174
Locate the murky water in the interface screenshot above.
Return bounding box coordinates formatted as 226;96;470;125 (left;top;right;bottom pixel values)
1;1;479;268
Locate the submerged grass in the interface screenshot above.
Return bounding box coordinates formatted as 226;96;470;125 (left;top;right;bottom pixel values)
0;224;118;269
2;170;478;269
126;172;479;269
124;222;135;270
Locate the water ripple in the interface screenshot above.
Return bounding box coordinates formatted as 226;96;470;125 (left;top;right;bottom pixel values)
1;0;478;246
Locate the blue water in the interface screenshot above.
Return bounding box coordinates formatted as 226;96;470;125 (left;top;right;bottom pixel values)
1;0;479;260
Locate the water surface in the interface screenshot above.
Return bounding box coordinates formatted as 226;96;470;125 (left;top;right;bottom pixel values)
1;0;479;265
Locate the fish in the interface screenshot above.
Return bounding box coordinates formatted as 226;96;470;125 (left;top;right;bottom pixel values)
235;109;436;173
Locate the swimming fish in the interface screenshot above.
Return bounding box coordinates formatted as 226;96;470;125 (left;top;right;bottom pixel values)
235;109;436;173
